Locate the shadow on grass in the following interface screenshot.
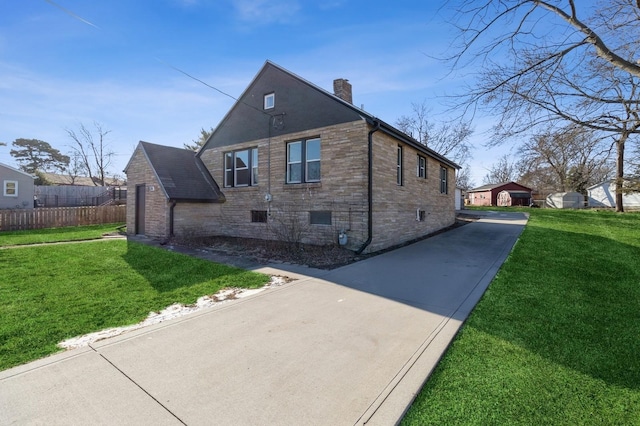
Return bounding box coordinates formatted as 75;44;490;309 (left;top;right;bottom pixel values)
469;227;640;390
121;240;260;293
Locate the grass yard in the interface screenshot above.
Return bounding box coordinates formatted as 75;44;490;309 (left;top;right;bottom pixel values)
0;228;270;371
0;223;125;246
402;209;640;424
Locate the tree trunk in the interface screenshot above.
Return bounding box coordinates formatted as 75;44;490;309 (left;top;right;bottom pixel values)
616;137;625;213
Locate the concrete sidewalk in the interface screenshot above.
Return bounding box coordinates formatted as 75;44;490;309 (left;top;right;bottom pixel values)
0;212;527;425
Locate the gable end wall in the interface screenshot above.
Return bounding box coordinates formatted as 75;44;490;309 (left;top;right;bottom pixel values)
125;147;170;239
199;120;370;250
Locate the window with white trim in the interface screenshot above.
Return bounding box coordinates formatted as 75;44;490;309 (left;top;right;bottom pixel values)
224;148;258;187
3;180;18;197
264;93;275;110
417;155;426;178
440;166;448;194
286;138;321;184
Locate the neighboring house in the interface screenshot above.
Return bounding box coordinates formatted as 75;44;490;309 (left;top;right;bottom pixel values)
39;172;124;186
468;182;532;207
546;192;585;209
0;163;35;209
125;61;459;253
587;180;640;208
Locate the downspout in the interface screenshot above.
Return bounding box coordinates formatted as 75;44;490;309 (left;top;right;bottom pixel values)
169;200;177;238
356;120;380;254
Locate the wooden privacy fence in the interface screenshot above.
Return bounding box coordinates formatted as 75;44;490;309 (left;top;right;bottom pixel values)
0;206;126;231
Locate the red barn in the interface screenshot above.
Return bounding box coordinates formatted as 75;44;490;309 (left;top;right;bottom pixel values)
468;182;532;206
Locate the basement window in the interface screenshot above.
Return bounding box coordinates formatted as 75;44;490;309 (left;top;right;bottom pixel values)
251;210;268;223
309;210;332;225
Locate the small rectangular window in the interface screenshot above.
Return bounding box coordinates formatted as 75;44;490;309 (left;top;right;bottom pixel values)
251;210;268;223
264;93;275;110
417;210;426;221
3;180;18;197
397;146;403;186
440;166;448;194
309;210;331;225
417;155;426;178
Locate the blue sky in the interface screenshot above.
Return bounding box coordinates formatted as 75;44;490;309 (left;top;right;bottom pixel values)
0;0;506;185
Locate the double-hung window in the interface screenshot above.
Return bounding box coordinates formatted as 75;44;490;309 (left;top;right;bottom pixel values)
440;166;448;194
397;146;403;186
417;155;426;179
286;138;321;184
224;148;258;187
3;180;17;197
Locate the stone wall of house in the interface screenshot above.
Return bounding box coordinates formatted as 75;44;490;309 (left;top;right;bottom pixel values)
172;203;222;238
197;120;456;254
125;147;170;238
199;120;370;250
368;131;456;253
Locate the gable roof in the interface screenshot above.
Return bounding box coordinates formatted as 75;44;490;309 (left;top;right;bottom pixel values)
199;60;459;169
469;182;532;192
127;141;224;202
0;163;35;179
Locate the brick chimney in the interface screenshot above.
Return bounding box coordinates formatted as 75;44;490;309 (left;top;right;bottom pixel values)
333;78;352;104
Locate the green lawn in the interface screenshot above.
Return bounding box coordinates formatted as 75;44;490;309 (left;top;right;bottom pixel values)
0;228;270;371
0;223;125;246
402;209;640;424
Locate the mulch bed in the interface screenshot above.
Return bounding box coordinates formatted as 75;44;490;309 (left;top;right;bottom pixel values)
171;217;475;270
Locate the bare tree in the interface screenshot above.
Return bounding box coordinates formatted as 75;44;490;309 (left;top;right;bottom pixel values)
455;165;475;191
396;101;473;164
396;100;474;189
64;152;86;185
66;122;115;186
520;125;613;193
447;0;640;211
483;154;519;185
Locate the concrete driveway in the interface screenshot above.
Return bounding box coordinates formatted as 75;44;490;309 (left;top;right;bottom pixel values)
0;211;527;425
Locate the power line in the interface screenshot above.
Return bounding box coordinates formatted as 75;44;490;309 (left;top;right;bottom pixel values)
43;1;272;119
44;0;100;29
154;58;274;119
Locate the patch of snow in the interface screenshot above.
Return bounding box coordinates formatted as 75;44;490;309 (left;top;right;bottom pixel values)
58;275;291;350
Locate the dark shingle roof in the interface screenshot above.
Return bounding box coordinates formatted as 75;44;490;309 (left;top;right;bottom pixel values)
137;141;224;202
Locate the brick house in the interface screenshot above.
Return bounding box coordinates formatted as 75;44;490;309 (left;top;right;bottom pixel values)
125;61;459;253
468;182;532;207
